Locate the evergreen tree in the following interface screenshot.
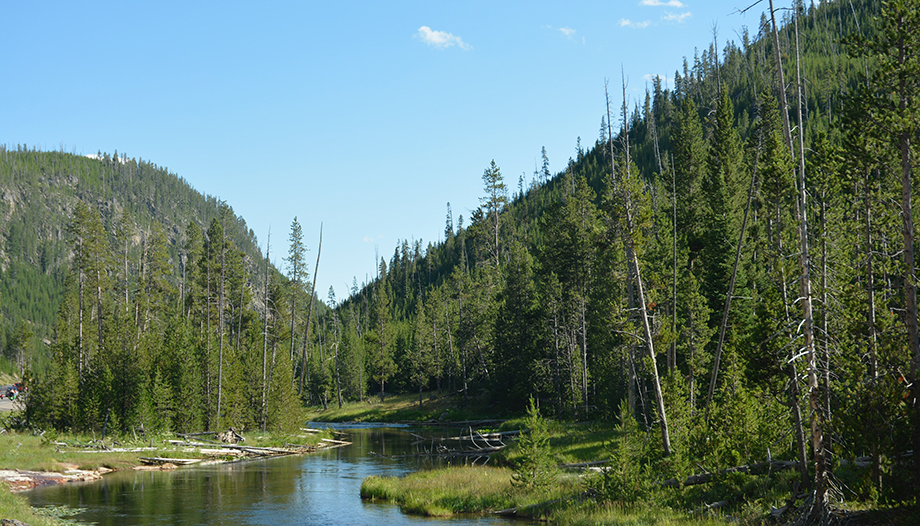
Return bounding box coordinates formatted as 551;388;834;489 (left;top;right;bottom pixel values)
480;160;508;267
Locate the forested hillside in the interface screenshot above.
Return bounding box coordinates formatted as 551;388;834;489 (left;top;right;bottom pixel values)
0;147;263;370
1;147;332;433
319;0;919;512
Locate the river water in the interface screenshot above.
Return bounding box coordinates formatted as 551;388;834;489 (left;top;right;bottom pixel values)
24;424;516;526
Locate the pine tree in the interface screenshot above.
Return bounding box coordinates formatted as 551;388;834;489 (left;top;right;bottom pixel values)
846;0;920;487
480;160;508;268
369;259;396;401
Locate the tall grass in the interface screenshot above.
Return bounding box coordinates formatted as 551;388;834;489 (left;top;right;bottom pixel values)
361;466;581;518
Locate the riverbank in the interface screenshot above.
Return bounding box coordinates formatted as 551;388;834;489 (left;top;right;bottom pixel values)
361;466;730;525
313;392;920;525
0;426;336;525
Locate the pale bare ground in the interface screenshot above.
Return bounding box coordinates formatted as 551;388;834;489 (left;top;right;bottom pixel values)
0;397;19;412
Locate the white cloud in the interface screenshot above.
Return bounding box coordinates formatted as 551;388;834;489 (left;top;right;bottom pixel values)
640;0;685;7
644;73;674;87
415;26;471;50
543;25;579;41
662;11;692;23
620;19;652;28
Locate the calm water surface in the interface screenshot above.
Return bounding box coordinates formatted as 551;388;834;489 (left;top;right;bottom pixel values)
25;424;515;526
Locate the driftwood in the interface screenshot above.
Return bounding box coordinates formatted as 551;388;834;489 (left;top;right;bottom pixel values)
320;438;352;446
216;428;245;444
176;431;217;437
139;457;202;466
437;431;521;444
399;427;510;458
167;436;352;460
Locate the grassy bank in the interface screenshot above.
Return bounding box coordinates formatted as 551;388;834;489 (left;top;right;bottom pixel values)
337;395;803;524
361;465;584;519
0;483;77;526
0;428;330;473
307;390;508;423
360;465;728;525
0;419;333;525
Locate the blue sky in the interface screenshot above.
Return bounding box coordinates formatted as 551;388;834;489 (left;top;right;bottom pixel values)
2;0;777;305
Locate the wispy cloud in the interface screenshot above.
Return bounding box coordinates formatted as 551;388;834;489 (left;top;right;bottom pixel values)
662;11;692;23
620;19;652;28
543;25;579;41
640;0;685;7
415;26;471;50
644;73;674;87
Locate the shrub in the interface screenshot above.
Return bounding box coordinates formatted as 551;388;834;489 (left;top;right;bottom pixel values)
511;396;557;489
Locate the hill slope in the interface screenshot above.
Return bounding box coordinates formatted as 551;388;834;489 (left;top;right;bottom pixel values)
0;146;265;371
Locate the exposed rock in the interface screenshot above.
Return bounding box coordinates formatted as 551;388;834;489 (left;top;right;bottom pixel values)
0;468;102;491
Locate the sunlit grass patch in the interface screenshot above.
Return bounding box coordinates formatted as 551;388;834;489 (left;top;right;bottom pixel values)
549;499;726;526
497;420;615;468
308;391;501;423
0;432;141;472
361;465;582;518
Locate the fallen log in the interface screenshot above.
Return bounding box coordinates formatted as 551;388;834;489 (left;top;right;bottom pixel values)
494;490;596;516
138;457;202;466
440;430;521;441
283;443;320;450
661;460;801;488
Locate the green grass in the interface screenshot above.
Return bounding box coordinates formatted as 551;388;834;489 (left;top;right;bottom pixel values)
360;466;734;524
0;427;331;473
361;465;581;518
495;420;612;467
308;391;509;423
0;481;80;525
548;500;727;526
0;431;147;472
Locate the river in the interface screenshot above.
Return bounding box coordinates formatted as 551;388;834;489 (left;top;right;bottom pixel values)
24;424;517;525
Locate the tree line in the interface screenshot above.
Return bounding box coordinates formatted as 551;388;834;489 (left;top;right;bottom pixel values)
25;201;311;434
327;0;920;511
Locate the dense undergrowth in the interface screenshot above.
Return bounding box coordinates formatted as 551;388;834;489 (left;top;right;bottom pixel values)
333;391;917;525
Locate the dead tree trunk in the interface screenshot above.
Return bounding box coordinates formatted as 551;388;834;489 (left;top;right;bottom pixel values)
299;223;323;398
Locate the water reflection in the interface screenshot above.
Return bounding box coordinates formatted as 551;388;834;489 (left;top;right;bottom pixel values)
25;426;513;526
